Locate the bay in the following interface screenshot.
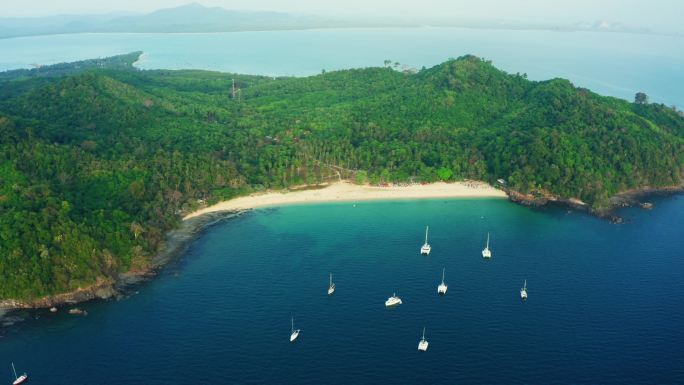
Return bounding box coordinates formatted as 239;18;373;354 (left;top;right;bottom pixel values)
2;197;684;384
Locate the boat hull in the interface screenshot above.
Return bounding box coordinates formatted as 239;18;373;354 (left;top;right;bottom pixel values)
290;331;300;342
385;299;402;307
13;375;28;385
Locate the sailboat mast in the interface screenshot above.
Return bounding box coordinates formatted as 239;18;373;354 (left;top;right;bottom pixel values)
291;317;294;332
425;226;429;244
486;232;490;248
12;362;17;379
329;273;332;286
422;327;426;340
441;268;445;284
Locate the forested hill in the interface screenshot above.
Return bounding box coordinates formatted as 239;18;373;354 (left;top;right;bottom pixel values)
0;52;142;82
1;54;683;301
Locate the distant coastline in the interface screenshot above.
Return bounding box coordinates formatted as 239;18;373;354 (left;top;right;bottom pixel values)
0;25;678;42
132;52;146;67
184;181;506;220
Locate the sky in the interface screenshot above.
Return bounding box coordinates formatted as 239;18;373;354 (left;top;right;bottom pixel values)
0;0;681;33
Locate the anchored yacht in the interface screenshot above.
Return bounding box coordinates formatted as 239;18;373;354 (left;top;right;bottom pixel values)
418;327;429;351
385;293;402;307
11;363;27;385
327;273;335;295
437;268;448;295
520;280;528;300
420;226;431;255
290;317;300;342
482;232;492;258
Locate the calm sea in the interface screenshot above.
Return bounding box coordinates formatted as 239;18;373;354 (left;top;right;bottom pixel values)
0;28;683;107
1;197;684;384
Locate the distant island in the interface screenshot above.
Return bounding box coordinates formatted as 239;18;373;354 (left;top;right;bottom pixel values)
0;4;330;39
0;3;668;40
0;51;683;307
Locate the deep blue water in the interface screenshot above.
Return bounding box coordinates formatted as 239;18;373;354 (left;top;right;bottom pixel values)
2;197;684;384
0;28;683;107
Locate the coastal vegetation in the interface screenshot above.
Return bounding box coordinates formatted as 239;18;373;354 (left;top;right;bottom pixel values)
0;52;683;301
0;52;142;81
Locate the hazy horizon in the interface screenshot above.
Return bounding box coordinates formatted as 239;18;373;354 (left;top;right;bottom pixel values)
1;0;681;34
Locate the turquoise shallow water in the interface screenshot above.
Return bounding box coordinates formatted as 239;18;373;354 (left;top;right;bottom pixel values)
2;197;684;384
0;28;682;107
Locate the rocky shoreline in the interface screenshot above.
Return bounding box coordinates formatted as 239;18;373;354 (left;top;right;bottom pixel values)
0;210;247;312
506;183;684;222
608;184;684;208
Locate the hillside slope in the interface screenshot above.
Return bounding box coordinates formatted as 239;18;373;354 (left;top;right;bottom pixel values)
0;54;683;302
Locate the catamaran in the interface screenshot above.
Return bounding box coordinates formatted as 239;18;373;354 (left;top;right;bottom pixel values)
520;280;528;300
290;317;300;342
327;273;335;295
420;226;431;255
385;293;402;307
418;327;429;351
482;232;492;258
437;267;448;295
11;363;28;385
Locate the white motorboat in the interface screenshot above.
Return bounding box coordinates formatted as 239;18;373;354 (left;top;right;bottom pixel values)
385;293;402;307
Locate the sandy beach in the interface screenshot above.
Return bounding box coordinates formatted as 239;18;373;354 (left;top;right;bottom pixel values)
183;181;507;220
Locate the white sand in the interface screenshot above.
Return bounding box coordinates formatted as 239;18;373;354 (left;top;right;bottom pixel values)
183;181;506;220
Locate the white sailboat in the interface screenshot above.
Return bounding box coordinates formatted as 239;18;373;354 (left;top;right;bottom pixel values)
418;327;429;351
290;317;300;342
11;363;28;385
420;226;431;255
437;267;448;295
482;232;492;258
385;293;402;307
327;273;335;295
520;280;528;300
